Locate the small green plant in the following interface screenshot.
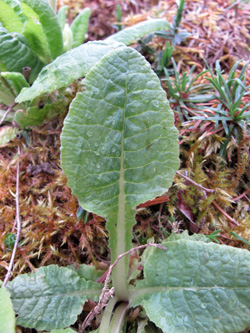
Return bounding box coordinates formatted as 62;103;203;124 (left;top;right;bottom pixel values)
155;0;190;46
0;0;171;129
2;42;250;333
192;59;250;155
3;233;16;250
163;58;213;120
154;0;190;73
0;0;91;129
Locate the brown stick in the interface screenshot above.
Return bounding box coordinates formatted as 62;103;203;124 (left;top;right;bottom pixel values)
176;171;215;193
232;188;250;202
2;146;21;287
79;242;167;332
0;103;16;125
212;201;239;226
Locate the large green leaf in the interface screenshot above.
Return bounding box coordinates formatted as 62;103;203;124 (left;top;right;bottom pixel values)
130;236;250;332
70;7;91;48
0;0;23;33
20;0;63;60
61;46;179;299
7;265;103;331
0;287;16;333
0;27;45;82
15;41;125;103
105;19;170;45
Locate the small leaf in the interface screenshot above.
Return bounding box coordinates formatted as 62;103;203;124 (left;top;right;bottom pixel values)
105;19;170;45
130;237;250;332
0;76;16;106
14;105;49;128
63;23;73;52
7;265;103;331
0;287;16;333
70;7;91;48
15;41;125;103
0;126;18;147
57;5;68;29
1;72;29;95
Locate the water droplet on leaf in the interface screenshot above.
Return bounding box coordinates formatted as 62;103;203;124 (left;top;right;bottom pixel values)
87;131;93;138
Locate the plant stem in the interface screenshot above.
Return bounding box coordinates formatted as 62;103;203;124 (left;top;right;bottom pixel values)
99;297;118;333
109;302;129;332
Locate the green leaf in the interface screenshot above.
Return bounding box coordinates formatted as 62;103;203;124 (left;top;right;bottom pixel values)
105;19;170;45
0;0;23;33
0;126;18;146
61;46;179;299
14;105;49;128
57;5;68;29
1;72;29;95
0;287;16;333
7;265;103;331
166;230;212;243
70;7;91;48
63;23;73;52
15;41;125;103
20;2;50;61
0;27;45;82
20;0;63;60
130;238;250;333
50;329;75;333
67;264;104;281
0;75;16;105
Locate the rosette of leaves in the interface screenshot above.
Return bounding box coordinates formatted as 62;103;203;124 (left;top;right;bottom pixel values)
3;43;250;332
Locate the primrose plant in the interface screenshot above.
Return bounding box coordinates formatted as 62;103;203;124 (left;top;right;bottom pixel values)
2;29;250;333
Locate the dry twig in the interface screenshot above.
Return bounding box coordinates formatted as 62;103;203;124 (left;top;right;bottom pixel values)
176;171;215;193
0;103;16;125
2;146;21;287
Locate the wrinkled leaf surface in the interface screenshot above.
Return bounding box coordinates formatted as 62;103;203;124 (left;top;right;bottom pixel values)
130;235;250;332
7;265;103;330
16;41;125;103
61;46;179;297
0;287;15;333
